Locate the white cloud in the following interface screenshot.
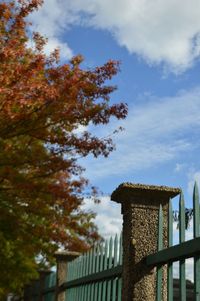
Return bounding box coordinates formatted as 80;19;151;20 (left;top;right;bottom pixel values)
43;37;73;60
81;87;200;180
174;163;185;173
83;196;122;239
73;125;88;135
30;0;200;72
74;0;200;72
28;0;74;59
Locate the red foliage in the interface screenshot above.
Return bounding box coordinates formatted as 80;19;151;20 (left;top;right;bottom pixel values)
0;0;127;295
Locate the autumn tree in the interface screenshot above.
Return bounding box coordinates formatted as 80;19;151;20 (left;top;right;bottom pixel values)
0;0;127;297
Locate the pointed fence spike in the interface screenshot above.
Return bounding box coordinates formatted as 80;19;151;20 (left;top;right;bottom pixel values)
92;245;96;274
113;234;118;267
167;199;173;301
107;236;113;300
102;240;108;300
89;248;94;275
194;182;200;238
84;252;89;276
32;232;124;301
194;180;199;191
168;199;173;247
99;244;104;272
179;192;186;301
104;240;108;270
179;192;185;242
193;182;200;301
108;237;113;268
96;245;100;273
119;232;123;265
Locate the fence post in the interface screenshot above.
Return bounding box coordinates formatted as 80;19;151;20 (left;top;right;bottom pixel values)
111;183;180;301
23;270;51;301
23;284;32;301
54;251;80;301
38;270;52;301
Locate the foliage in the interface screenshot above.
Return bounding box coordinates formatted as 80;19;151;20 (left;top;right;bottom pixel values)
0;0;128;297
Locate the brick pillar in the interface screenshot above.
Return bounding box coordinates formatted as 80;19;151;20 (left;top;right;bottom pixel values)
111;183;180;301
54;251;80;301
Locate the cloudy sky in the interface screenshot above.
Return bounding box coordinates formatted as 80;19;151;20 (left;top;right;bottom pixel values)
30;0;200;279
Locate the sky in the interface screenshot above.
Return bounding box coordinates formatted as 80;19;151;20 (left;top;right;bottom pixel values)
29;0;200;280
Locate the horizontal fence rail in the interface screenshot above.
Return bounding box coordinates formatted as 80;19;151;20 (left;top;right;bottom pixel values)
146;182;200;301
24;182;200;301
44;272;56;301
146;237;200;266
64;233;122;301
61;265;122;290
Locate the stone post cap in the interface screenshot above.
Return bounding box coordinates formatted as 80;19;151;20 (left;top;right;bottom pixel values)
111;183;181;204
54;251;81;262
38;269;52;276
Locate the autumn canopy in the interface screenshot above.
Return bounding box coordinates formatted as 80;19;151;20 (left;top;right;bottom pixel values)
0;0;127;296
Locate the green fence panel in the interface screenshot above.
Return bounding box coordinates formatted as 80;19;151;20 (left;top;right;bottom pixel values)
107;237;113;301
193;182;200;301
146;183;200;300
102;240;108;300
98;245;104;301
63;234;122;301
119;233;122;265
94;246;100;301
167;199;173;301
112;235;118;301
179;192;186;301
118;234;122;301
26;183;200;301
43;272;56;301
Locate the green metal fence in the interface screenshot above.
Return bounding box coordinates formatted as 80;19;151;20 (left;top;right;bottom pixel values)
44;272;56;301
27;280;40;301
63;234;122;301
146;182;200;300
42;234;122;301
25;183;200;300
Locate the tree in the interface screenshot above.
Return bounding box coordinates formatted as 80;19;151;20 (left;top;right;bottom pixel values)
0;0;128;297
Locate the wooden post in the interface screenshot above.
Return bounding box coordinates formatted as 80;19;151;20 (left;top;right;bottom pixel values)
54;251;80;301
111;183;180;301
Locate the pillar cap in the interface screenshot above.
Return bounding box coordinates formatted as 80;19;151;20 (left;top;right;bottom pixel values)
38;269;52;276
54;251;81;262
111;182;181;204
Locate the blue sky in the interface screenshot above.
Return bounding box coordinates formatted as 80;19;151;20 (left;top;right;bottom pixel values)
30;0;200;251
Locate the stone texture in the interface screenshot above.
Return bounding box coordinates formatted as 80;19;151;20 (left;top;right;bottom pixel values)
111;183;180;301
54;251;80;301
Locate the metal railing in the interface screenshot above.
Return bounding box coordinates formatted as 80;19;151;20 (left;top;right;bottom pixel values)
146;182;200;300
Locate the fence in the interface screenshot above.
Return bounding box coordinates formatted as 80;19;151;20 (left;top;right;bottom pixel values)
24;182;200;300
26;235;122;301
43;272;56;301
146;182;200;300
60;234;122;301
